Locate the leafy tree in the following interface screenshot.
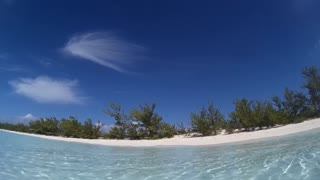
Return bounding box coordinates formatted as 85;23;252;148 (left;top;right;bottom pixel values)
207;103;224;134
283;89;309;118
230;99;280;130
29;118;59;135
131;103;162;138
224;119;240;134
126;123;140;140
191;108;211;135
272;88;310;123
15;123;30;132
105;127;124;139
251;101;267;128
230;99;253;130
272;96;291;124
302;66;320;117
59;116;83;138
104;103;129;139
0;122;30;132
82;119;102;139
1;117;105;139
131;103;175;139
191;103;224;136
157;123;176;139
105;103;175;139
251;101;278;128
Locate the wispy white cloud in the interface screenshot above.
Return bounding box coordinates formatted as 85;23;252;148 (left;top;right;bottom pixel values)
9;76;85;104
63;32;145;73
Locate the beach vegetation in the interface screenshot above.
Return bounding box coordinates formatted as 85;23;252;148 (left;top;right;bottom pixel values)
191;103;224;136
59;117;83;138
105;103;175;139
174;122;191;135
1;66;320;140
104;103;129;139
29;117;59;135
82;119;102;139
302;66;320;117
0;123;30;132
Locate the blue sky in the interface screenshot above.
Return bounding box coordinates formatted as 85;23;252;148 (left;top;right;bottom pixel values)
1;0;320;125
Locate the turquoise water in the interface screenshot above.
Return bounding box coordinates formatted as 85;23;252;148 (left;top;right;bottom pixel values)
0;130;320;180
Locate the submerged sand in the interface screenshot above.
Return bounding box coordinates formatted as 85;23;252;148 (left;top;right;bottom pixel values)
1;118;320;147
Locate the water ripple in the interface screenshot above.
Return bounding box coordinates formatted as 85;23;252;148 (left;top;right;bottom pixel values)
0;130;320;179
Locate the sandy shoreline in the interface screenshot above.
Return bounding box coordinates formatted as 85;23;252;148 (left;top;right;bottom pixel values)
1;118;320;147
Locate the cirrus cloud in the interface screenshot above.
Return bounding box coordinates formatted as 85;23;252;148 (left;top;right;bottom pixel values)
63;32;145;73
9;76;85;104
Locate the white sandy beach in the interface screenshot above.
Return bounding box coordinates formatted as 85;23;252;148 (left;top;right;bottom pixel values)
1;118;320;147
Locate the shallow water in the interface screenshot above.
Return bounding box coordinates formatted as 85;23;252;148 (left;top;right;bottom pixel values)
0;130;320;180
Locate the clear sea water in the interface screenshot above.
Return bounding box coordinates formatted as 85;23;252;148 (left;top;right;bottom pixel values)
0;130;320;180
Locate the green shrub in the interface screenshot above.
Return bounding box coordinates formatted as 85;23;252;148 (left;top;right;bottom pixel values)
105;103;175;139
191;103;224;136
158;123;175;139
105;127;125;139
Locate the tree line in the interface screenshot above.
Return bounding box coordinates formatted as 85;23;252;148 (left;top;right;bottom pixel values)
104;103;175;139
191;66;320;135
0;117;102;139
0;103;176;139
1;66;320;139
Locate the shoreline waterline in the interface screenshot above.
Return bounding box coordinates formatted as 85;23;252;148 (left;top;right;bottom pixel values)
1;118;320;147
